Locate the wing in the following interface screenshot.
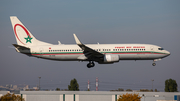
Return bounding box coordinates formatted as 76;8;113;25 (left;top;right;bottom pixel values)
73;34;104;61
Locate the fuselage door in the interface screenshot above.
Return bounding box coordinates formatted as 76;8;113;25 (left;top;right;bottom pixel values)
150;46;154;50
39;48;44;55
150;46;154;54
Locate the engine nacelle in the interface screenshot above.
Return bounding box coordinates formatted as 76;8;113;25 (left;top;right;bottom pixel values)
104;54;119;63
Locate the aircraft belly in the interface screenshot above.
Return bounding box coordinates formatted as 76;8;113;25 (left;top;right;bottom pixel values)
119;53;166;60
119;54;137;59
40;55;80;61
33;52;167;61
119;54;150;60
147;54;167;59
55;55;79;60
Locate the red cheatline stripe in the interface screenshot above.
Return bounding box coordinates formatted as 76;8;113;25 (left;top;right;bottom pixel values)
112;52;164;54
32;52;165;56
32;53;83;55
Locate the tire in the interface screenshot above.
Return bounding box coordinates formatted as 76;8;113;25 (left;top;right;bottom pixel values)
152;63;156;66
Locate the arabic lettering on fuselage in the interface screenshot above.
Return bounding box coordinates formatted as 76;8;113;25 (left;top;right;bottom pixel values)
115;46;145;49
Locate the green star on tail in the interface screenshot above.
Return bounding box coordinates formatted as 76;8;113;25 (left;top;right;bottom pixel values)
24;35;33;43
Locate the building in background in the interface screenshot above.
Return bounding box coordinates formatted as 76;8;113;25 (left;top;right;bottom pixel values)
13;85;17;90
18;91;180;101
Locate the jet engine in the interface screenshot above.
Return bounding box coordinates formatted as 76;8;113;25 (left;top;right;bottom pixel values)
103;54;119;63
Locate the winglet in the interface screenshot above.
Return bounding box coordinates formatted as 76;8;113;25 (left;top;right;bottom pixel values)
73;33;82;45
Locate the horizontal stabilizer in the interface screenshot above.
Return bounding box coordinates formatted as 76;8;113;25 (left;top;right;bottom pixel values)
12;44;30;50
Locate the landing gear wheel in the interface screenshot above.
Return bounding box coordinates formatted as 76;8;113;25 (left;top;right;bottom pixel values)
152;63;156;66
87;61;95;68
87;64;91;68
91;62;95;67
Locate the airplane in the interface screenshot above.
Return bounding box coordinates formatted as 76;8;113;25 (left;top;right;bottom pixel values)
10;16;170;68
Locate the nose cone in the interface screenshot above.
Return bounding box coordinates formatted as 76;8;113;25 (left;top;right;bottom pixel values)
166;50;170;56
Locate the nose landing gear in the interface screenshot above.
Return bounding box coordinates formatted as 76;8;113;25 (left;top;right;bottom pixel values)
152;59;159;66
87;61;95;68
152;63;156;66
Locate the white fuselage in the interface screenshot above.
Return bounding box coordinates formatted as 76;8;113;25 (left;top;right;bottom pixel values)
26;44;170;62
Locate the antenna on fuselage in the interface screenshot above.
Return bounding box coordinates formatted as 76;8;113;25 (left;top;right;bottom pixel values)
58;41;61;45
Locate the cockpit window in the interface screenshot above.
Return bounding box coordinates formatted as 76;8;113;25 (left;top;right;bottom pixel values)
158;48;164;50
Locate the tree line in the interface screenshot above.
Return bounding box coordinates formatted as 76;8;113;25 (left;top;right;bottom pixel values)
55;78;178;92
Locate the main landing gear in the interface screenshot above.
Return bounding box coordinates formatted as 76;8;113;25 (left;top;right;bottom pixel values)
87;61;95;68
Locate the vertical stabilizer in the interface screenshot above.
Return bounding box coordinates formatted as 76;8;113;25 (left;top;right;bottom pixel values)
10;16;52;46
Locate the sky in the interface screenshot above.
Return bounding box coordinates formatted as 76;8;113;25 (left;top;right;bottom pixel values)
0;0;180;91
